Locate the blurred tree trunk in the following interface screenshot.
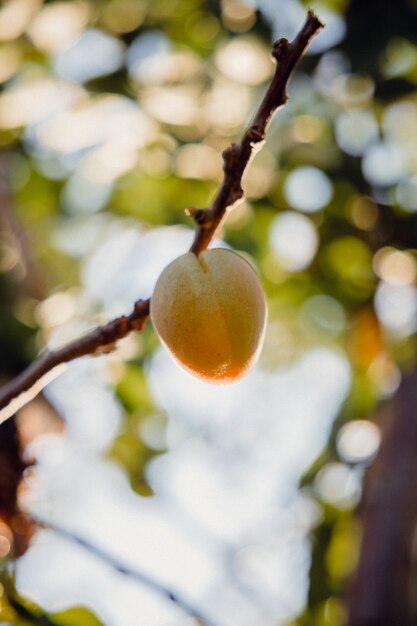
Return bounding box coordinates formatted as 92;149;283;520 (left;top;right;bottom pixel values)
348;367;417;626
0;153;48;556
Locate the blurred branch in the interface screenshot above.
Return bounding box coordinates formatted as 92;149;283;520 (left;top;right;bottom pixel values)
41;520;221;626
347;367;417;626
0;10;323;423
0;418;32;557
0;156;62;559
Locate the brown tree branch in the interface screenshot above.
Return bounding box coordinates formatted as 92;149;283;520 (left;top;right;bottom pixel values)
0;11;323;423
188;9;323;253
347;367;417;626
0;299;150;422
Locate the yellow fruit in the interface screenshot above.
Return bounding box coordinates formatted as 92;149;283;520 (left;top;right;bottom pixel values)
150;248;267;383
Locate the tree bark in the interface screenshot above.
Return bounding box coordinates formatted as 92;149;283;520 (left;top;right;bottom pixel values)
348;368;417;626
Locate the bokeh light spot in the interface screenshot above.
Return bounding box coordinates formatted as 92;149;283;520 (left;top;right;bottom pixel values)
337;420;381;465
347;196;378;231
292;115;324;143
396;176;417;212
221;1;256;33
269;211;318;271
53;29;125;83
0;535;11;558
0;0;40;41
299;295;346;339
335;109;378;156
284;166;332;213
321;237;373;286
367;354;401;397
375;281;417;338
0;233;21;272
26;1;89;52
362;141;406;187
35;292;76;328
373;247;417;286
101;0;145;34
315;463;361;509
215;37;272;85
175;144;222;180
126;30;171;81
330;74;374;107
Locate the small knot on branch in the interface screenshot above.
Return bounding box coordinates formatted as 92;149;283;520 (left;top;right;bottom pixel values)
307;9;325;31
228;185;244;207
131;299;150;330
133;299;149;316
272;38;290;61
185;206;207;225
222;143;241;174
247;126;264;146
93;342;117;356
96;316;129;349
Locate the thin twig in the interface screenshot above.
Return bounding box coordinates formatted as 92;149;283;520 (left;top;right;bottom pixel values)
40;520;221;626
0;299;150;422
347;368;417;626
0;11;323;422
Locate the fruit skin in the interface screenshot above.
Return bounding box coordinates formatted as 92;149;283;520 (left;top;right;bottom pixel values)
150;248;267;383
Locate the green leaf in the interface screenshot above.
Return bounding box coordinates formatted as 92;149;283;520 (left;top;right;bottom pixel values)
51;607;104;626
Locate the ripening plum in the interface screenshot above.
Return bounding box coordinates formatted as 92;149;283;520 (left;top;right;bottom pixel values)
150;248;267;383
